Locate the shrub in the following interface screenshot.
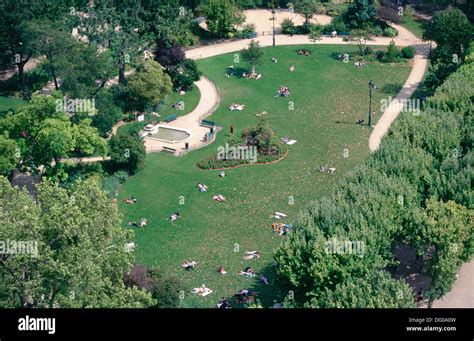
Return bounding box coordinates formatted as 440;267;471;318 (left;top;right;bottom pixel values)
383;40;401;62
370;26;383;36
281;18;296;35
383;27;398;37
239;22;256;37
377;5;402;24
109;134;146;174
401;46;415;59
376;50;385;61
404;5;415;19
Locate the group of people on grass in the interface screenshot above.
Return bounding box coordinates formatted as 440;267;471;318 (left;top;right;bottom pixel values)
272;223;293;236
243;71;262;80
298;49;311;57
228;103;246;111
124;197;137;205
128;218;148;228
318;166;336;174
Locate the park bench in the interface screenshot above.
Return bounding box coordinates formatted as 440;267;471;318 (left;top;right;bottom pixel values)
200;119;215;128
162;146;177;154
164;114;177;123
246;32;258;39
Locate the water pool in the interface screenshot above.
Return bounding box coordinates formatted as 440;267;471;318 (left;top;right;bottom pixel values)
150;127;190;143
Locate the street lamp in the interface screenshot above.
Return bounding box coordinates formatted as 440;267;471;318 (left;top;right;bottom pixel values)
368;80;377;128
271;9;276;47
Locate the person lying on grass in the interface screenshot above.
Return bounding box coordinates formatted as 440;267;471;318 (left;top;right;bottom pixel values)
243;251;260;260
213;194;226;202
238;267;254;277
234;289;258;304
260;275;269;285
182;260;197;270
198;183;208;192
191;285;212;296
275;86;290;97
217;297;230;309
217;266;227;275
124;197;137;204
228;103;246;111
170;212;181;222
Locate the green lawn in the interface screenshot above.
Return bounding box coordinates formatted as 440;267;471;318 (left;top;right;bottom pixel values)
157;83;200;119
116;84;201;136
118;45;412;307
0;96;27;113
401;16;426;39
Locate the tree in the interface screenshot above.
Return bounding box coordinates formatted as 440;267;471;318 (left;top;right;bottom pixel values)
407;199;473;307
0;136;19;176
0;1;71;93
424;7;474;89
424;7;473;59
309;272;416;308
0;93;106;170
124;265;183;308
78;0;145;84
383;40;400;62
348;29;373;55
125;60;173;111
26;19;74;91
140;0;197;47
92;90;124;136
294;0;319;24
0;176;155;308
345;0;377;29
170;59;202;90
109;134;146;174
72;119;107;156
199;0;244;38
241;40;264;74
308;25;323;44
154;37;186;71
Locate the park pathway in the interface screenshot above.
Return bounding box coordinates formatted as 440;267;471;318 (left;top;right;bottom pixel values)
144;76;220;154
185;22;429;153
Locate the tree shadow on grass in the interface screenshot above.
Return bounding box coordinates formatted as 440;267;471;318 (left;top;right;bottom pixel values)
380;83;403;95
226;262;290;308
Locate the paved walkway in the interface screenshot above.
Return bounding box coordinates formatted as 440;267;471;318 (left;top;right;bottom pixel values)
144;76;220;154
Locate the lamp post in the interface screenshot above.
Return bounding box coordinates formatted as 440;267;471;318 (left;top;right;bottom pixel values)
272;9;276;47
368;80;377;128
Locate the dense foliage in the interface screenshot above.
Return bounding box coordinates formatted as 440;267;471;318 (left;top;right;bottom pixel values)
274;51;474;308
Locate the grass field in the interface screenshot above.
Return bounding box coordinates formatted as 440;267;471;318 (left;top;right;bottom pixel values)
401;16;426;39
116;84;201;136
118;45;412;307
157;84;200;119
0;96;27;113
